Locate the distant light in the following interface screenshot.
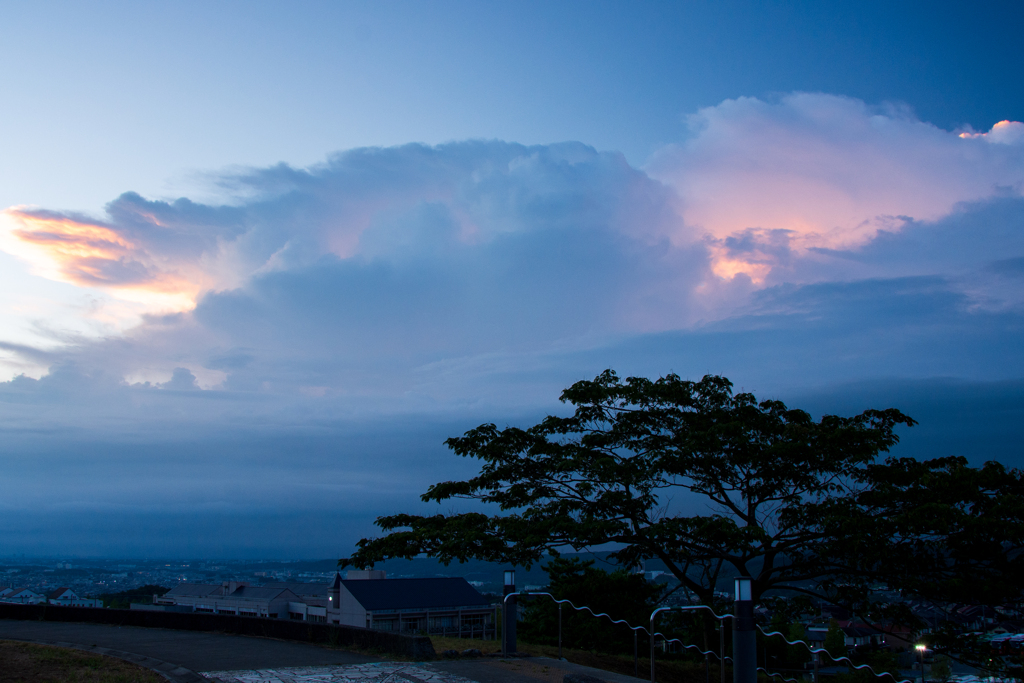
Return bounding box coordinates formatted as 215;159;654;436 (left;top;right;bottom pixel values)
916;644;927;651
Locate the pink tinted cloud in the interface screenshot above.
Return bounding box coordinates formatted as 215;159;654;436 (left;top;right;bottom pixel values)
646;94;1024;282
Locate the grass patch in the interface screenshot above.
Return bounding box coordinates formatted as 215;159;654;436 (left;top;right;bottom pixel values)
428;635;717;683
0;640;164;682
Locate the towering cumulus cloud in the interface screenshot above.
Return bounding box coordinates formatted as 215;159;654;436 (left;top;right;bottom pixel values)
0;96;1021;401
0;141;709;394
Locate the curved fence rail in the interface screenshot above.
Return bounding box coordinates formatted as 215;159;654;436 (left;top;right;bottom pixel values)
757;666;802;683
757;626;913;683
504;592;735;666
651;605;737;683
503;591;653;672
502;591;917;683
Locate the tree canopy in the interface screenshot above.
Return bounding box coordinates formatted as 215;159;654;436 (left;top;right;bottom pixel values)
345;371;1024;612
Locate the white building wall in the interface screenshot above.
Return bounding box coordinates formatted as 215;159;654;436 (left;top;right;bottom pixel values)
335;583;367;627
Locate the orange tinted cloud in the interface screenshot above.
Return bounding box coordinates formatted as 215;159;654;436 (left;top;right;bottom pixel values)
959;120;1024;145
0;208;202;312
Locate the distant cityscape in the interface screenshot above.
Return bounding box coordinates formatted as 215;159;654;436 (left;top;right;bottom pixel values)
0;556;557;604
4;553;1024;678
3;555;1020;643
2;558;335;602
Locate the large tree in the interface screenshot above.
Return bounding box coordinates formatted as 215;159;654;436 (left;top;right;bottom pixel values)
345;371;1024;612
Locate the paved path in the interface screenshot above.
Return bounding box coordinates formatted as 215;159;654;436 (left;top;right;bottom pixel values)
434;657;648;683
203;661;477;683
201;657;649;683
200;655;647;683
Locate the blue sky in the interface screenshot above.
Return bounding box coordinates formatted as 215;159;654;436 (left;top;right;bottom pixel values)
1;0;1022;558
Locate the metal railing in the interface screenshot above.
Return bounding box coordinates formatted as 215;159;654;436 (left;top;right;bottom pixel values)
499;592;918;683
503;591;665;674
650;605;736;683
757;626;915;683
502;593;736;679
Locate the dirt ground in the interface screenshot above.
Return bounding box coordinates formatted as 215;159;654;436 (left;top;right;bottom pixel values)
428;635;711;683
0;640;165;683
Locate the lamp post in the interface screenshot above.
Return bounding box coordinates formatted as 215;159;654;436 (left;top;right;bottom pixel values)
733;578;755;683
916;644;927;683
503;570;517;656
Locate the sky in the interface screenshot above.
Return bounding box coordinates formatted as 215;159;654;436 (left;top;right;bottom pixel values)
1;0;1023;558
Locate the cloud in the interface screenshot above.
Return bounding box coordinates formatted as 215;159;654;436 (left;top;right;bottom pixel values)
0;141;706;331
1;118;1022;408
0;141;721;395
647;93;1024;282
160;367;200;391
959;120;1024;145
2;274;1023;557
0;204;224;312
5;103;1023;380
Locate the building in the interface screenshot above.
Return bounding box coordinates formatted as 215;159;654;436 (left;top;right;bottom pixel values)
329;572;495;637
0;587;45;604
804;623;884;652
154;581;305;619
153;570;496;637
47;587;102;607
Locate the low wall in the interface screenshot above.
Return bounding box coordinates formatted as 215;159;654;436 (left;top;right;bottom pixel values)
0;603;435;660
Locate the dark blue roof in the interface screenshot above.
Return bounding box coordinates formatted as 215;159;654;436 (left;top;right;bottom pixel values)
342;577;491;611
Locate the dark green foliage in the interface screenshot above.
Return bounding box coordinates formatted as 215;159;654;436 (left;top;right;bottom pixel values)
345;370;1024;619
98;584;169;609
518;558;664;654
833;650;901;683
761;614;812;670
931;655;952;683
824;618;847;661
786;622;811;667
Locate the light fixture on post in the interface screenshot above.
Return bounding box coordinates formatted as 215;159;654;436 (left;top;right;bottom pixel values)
915;644;927;683
503;569;517;656
733;578;755;683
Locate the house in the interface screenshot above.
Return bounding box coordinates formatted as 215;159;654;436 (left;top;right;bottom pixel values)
0;587;45;604
956;605;997;630
871;622;916;650
327;572;495;637
841;625;883;649
154;570;496;637
804;623;883;652
47;587;102;608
